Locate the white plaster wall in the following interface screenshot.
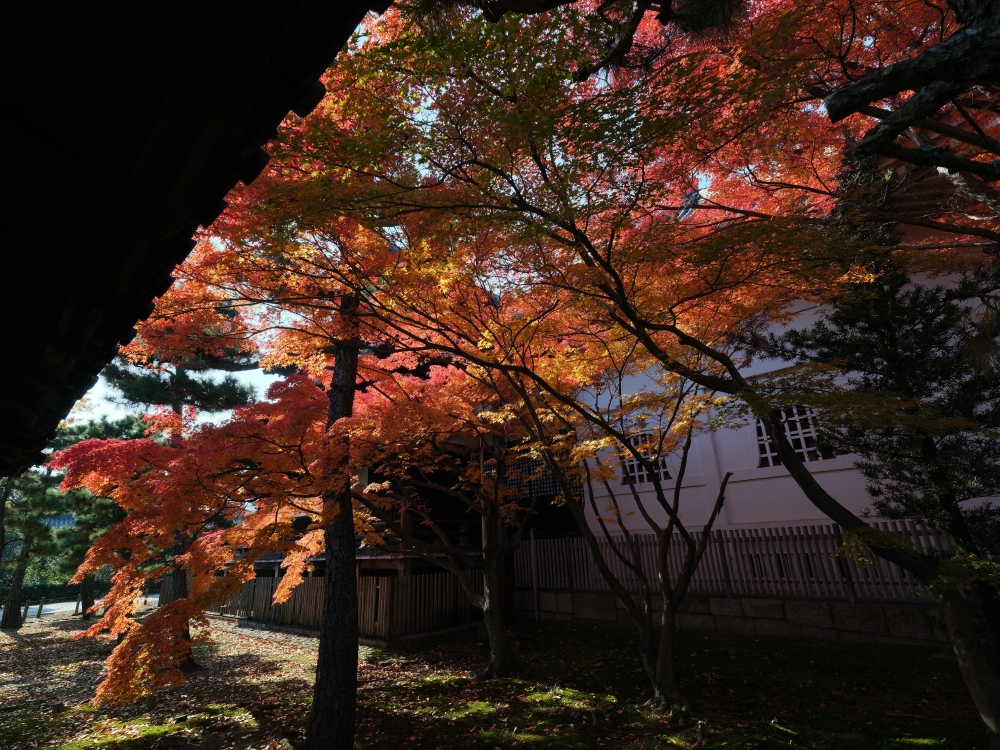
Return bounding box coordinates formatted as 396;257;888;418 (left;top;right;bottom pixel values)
583;276;973;534
584;421;873;533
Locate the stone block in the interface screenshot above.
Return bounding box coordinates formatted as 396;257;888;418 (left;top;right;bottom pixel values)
836;630;876;643
513;590;534;611
876;635;930;647
883;605;934;641
538;592;559;614
754;618;802;639
677;613;716;632
679;596;711;614
572;592;617;622
714;616;756;635
784;601;834;629
799;626;838;641
923;606;950;642
741;598;784;620
708;597;743;617
830;602;889;636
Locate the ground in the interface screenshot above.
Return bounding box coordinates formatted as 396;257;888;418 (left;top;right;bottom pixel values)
0;609;985;750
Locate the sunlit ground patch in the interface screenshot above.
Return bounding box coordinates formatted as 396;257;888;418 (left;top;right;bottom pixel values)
0;612;986;750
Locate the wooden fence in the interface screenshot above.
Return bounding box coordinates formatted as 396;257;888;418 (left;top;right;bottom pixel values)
513;521;952;602
357;572;483;640
161;571;483;640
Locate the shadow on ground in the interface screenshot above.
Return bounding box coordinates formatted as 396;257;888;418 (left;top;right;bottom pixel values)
0;613;986;749
352;622;981;750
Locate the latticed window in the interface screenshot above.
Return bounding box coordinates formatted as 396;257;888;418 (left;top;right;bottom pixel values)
621;433;672;485
483;455;580;499
756;406;829;468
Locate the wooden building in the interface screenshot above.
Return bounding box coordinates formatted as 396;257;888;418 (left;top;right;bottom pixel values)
2;0;381;477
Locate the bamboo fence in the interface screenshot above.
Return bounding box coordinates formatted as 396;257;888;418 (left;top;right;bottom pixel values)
513;521;951;602
161;521;947;637
160;571;484;640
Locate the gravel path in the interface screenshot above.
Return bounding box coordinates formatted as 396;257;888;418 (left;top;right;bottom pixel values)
206;617;386;661
207;617;321;652
0;594;158;619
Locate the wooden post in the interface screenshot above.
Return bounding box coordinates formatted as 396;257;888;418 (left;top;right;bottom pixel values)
714;529;735;596
832;526;859;603
387;574;397;642
22;601;30;622
36;598;45;618
530;528;540;621
74;589;81;615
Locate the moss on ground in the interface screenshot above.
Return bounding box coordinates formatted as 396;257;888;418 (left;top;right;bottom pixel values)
0;612;985;749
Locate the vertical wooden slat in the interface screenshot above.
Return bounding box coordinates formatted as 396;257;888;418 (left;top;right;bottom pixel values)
727;530;745;595
803;525;827;598
210;519;945;640
742;527;760;595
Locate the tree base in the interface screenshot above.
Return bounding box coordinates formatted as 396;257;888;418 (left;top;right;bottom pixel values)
178;656;201;674
476;658;518;679
645;690;690;714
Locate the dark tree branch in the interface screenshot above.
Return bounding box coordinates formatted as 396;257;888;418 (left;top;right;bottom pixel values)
854;81;966;155
825;19;1000;123
879;142;1000;182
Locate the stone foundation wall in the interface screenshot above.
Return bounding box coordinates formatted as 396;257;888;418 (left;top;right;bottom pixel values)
513;589;949;647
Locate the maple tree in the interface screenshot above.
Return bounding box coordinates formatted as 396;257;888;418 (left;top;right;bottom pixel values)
49;417;148;620
101;358;256;674
153;3;840;713
205;5;999;730
556;375;734;708
51;229;391;747
349;365;541;678
50;377;328;704
49;0;1000;742
429;0;1000;197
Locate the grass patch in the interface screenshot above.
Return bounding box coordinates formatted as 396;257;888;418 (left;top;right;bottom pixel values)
0;611;986;749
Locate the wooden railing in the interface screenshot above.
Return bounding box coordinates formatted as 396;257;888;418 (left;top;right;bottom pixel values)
513;521;952;602
161;571;483;640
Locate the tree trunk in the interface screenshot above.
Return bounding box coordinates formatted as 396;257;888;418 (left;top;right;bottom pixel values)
172;563;199;673
79;574;95;620
941;588;1000;735
306;489;358;750
479;553;516;677
306;295;360;750
0;540;31;630
762;410;1000;732
654;601;683;707
563;492;661;696
0;478;11;567
973;581;1000;673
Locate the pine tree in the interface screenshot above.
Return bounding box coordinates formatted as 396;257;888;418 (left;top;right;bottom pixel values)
761;263;1000;696
764;265;1000;558
50;417;149;620
101;360;255;670
0;470;62;629
101;361;255;416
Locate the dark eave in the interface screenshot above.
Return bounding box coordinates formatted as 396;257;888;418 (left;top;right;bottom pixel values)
1;0;383;476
